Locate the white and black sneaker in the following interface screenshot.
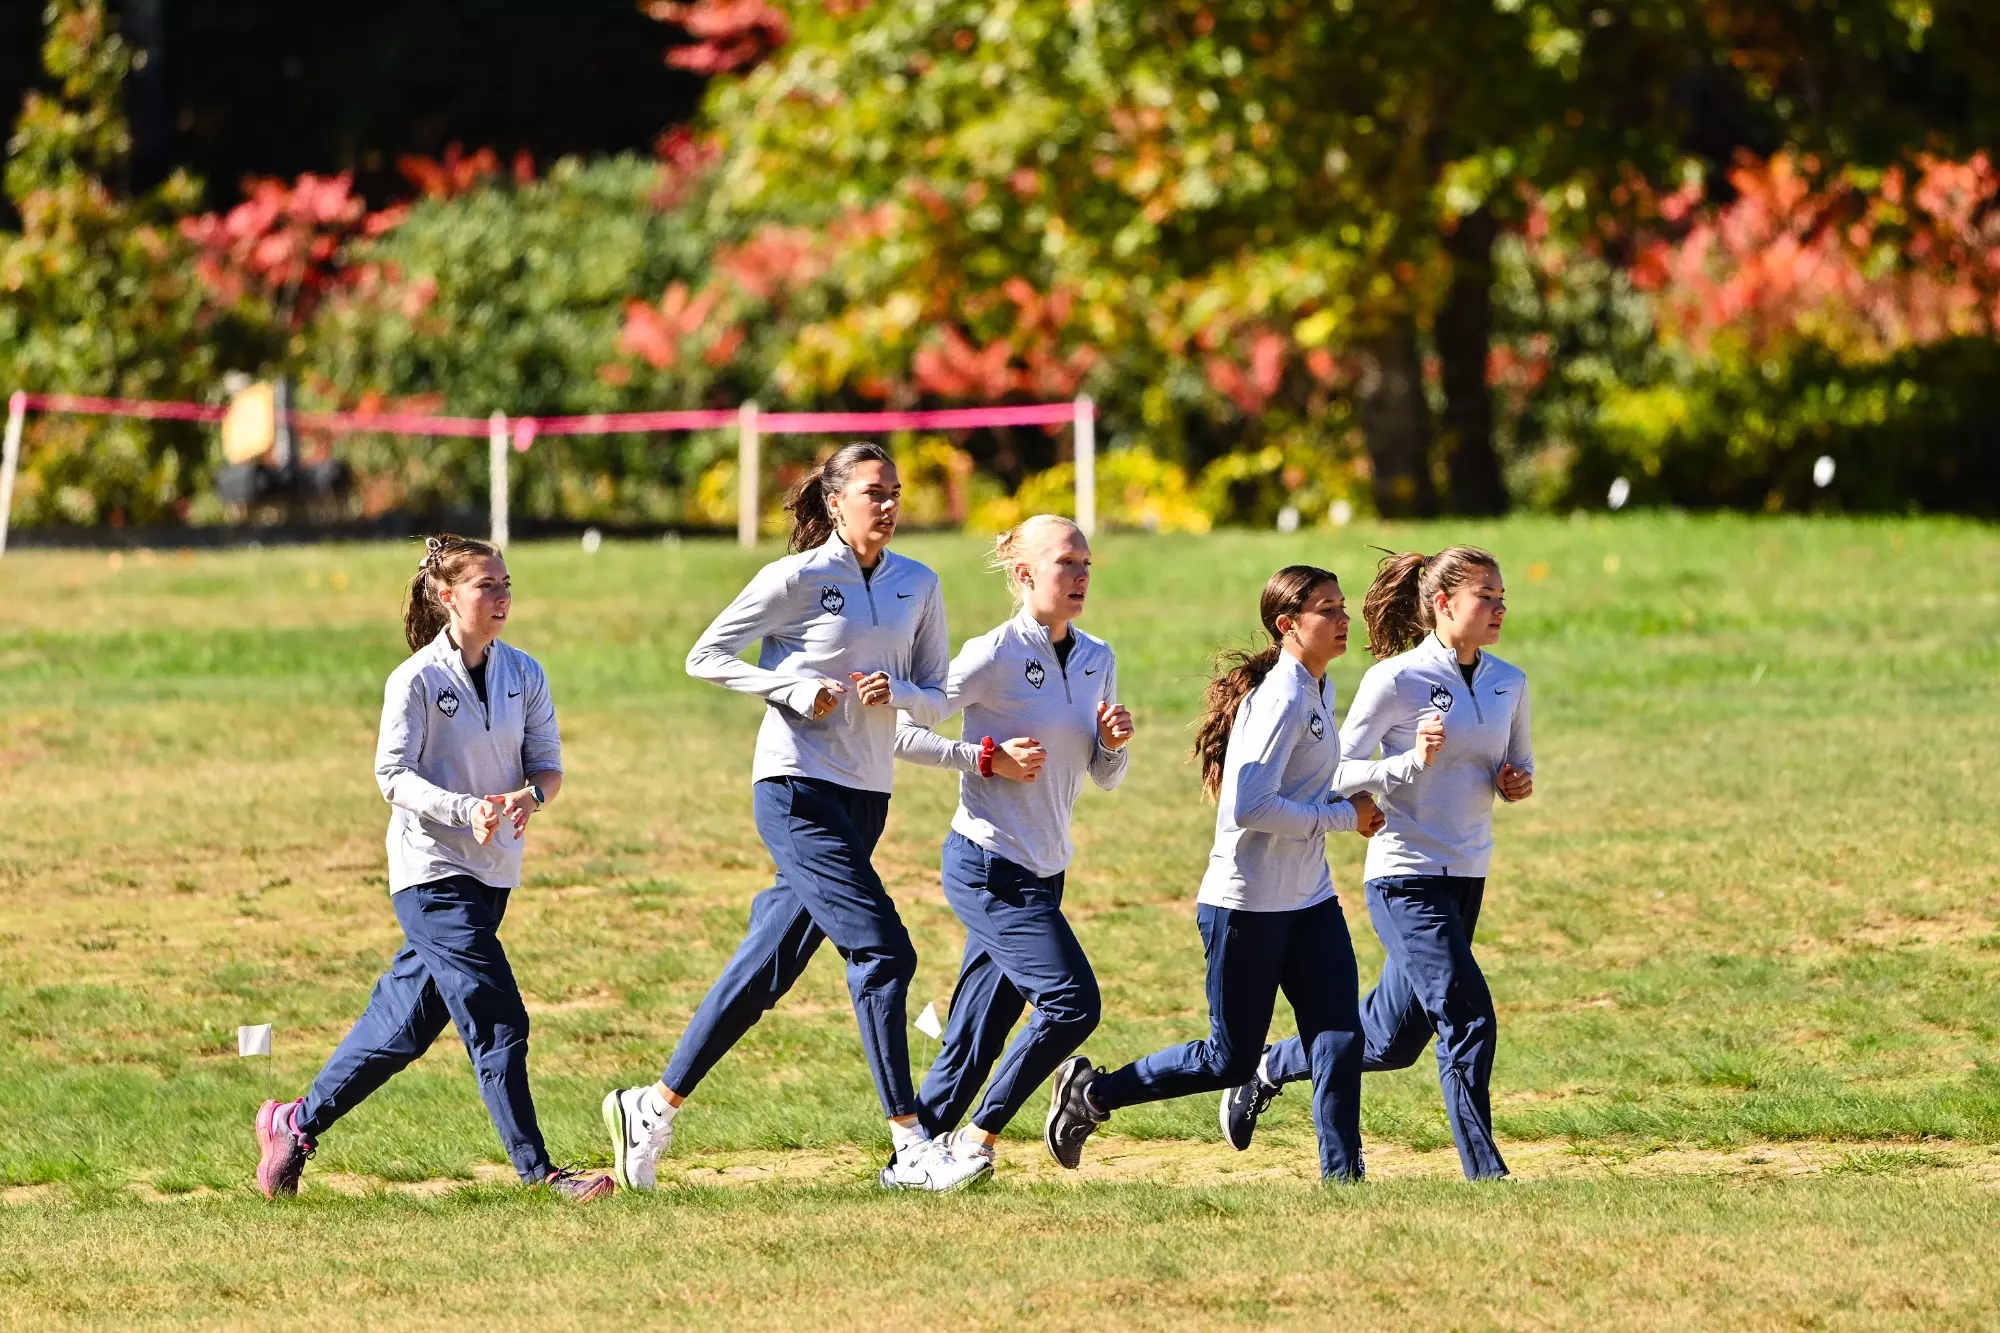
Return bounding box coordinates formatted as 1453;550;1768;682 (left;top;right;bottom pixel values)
878;1136;991;1192
602;1085;674;1191
1044;1055;1108;1169
1219;1076;1281;1151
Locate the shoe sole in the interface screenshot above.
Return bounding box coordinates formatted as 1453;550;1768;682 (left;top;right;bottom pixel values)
1044;1056;1091;1170
1219;1090;1250;1151
601;1089;637;1191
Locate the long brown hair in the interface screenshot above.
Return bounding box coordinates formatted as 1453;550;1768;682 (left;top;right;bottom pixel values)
784;441;894;552
403;533;501;652
1361;545;1498;659
1192;565;1339;801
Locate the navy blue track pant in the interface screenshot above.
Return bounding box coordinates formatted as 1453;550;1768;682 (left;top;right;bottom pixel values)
300;875;552;1183
1266;874;1507;1180
662;776;920;1118
1090;897;1364;1181
916;832;1100;1138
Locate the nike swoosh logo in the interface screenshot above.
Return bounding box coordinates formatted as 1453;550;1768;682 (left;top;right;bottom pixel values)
1084;668;1098;676
1493;689;1507;695
508;691;521;698
896;592;913;599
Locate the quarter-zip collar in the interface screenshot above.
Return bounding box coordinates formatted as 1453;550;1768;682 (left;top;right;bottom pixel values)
1273;646;1327;701
825;531;888;624
1014;606;1083;702
1419;633;1485;721
433;627;497;732
1420;631;1485;678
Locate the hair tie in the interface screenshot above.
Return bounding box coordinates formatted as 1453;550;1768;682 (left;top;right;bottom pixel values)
419;536;444;572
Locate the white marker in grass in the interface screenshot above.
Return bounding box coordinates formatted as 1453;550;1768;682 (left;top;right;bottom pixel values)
914;1002;943;1039
1608;477;1631;511
1813;456;1836;489
237;1024;272;1057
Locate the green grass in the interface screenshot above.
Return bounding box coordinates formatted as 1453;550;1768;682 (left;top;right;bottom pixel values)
3;515;1998;1328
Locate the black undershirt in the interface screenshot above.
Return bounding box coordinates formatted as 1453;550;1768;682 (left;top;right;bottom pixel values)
468;659;489;706
1458;657;1478;689
1054;634;1076;670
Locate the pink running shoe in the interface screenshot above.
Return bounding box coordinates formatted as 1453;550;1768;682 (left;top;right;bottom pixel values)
541;1166;614;1202
255;1098;315;1199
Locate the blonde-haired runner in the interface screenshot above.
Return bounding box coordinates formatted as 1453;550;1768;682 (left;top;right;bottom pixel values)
894;514;1135;1179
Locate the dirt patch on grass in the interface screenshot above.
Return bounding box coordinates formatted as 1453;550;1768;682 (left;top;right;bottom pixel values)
23;1135;1984;1206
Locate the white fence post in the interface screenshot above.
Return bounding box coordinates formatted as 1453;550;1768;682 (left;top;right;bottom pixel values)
488;411;510;550
737;399;761;549
1073;393;1096;538
0;392;25;559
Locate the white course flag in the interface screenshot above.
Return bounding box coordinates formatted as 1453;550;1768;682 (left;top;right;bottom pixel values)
237;1024;273;1057
914;1002;943;1039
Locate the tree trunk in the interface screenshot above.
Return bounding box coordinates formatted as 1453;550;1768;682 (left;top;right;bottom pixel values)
1436;206;1508;516
1357;314;1438;519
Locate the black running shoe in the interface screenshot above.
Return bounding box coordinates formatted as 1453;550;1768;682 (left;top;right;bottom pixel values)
1219;1076;1281;1151
1044;1055;1107;1170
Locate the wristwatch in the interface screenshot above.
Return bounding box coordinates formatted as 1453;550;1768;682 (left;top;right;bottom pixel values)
528;782;547;807
976;736;998;779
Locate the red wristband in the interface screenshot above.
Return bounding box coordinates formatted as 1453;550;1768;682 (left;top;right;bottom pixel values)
977;735;998;778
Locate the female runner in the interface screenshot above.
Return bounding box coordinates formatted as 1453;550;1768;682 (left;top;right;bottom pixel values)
255;534;610;1202
893;514;1134;1182
1223;546;1532;1181
602;442;988;1192
1041;566;1382;1181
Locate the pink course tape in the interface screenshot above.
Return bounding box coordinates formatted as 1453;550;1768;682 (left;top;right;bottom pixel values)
17;394;1080;443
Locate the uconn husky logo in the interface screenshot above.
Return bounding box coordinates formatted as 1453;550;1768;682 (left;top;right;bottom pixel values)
1024;658;1047;690
1429;684;1454;713
436;687;460;718
1307;711;1325;740
819;585;846;616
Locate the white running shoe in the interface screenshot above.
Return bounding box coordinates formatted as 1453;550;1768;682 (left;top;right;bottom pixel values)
603;1085;674;1191
946;1128;996;1176
878;1136;991;1192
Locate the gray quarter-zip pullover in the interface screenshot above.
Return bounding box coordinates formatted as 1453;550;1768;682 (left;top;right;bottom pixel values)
894;610;1127;878
1198;652;1360;913
686;533;950;793
1335;633;1534;879
376;629;563;892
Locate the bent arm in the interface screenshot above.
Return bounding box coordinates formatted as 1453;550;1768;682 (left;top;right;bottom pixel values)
893;630;994;772
375;676;480;827
1088;659;1129;791
1231;691;1357;836
1334;669;1425;797
886;580;952;724
1501;679;1535;798
519;661;564;781
685;564;824;718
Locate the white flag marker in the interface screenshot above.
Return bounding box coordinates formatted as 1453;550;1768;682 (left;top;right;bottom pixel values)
914;1002;943;1039
237;1024;272;1057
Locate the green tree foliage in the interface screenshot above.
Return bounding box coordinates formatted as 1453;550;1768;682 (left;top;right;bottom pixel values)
304;155;754;524
659;0;1729;519
0;0;258;525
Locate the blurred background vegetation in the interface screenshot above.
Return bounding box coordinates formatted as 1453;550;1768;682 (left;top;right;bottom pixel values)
3;0;1998;533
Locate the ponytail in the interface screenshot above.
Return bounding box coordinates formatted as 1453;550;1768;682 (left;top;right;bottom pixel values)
784;440;894;552
1193;645;1284;801
403;533;501;652
1191;564;1339;800
1360;545;1498;660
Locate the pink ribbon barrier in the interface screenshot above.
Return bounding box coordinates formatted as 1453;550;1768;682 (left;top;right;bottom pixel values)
16;394;1080;444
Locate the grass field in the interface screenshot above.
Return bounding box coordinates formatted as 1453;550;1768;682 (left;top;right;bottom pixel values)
3;514;1999;1329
